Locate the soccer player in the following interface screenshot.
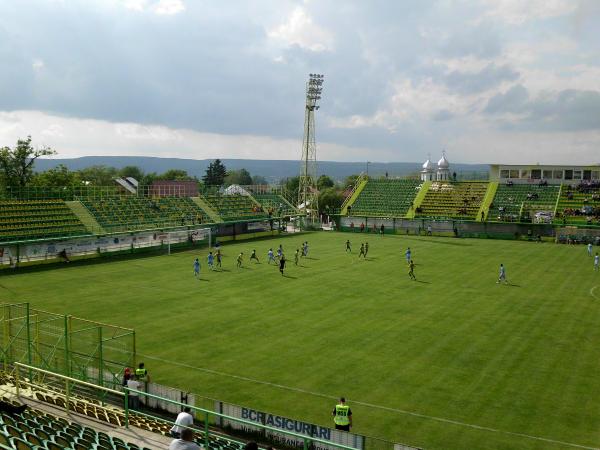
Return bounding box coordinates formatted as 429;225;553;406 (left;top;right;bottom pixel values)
303;241;309;257
358;243;365;258
365;242;369;257
237;252;244;268
595;252;599;271
277;245;283;259
216;249;222;268
267;248;275;264
497;263;507;284
588;243;593;256
207;252;214;270
408;260;416;280
279;253;286;275
193;258;200;278
405;247;411;264
250;249;259;263
294;248;300;265
345;240;351;253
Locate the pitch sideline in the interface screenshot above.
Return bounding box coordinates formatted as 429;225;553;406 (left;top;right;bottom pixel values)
138;353;599;450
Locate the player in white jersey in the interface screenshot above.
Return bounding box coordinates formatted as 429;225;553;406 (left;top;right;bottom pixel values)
497;263;507;284
595;253;599;271
588;243;593;256
267;248;276;264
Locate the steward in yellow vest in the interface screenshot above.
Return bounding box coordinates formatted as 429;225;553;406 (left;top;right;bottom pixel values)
332;397;352;431
135;362;150;383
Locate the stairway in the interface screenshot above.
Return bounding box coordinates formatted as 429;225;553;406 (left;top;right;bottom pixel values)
65;201;105;234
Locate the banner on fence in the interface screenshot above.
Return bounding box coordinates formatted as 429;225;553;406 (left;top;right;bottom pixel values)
0;229;209;265
218;402;364;450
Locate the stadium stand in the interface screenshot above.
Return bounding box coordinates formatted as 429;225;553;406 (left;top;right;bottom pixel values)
0;373;271;450
416;182;488;219
555;182;600;225
489;183;560;222
203;194;268;221
0;200;90;243
252;193;297;216
348;179;421;217
81;196;210;232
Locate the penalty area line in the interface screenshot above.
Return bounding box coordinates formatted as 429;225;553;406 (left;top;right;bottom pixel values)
138;353;599;450
591;286;599;300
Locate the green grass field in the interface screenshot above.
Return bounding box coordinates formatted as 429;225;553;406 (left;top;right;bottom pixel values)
2;232;600;450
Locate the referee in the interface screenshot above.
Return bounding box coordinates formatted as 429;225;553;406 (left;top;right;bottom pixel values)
332;397;352;431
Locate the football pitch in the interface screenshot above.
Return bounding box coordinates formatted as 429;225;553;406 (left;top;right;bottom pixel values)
2;232;600;450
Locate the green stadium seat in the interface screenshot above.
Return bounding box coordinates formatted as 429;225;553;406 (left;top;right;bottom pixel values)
0;200;91;243
349;179;421;217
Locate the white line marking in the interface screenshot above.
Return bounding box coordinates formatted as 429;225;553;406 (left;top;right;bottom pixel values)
138;353;599;450
591;286;599;300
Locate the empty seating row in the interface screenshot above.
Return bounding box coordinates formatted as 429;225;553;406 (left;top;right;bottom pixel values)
416;182;488;219
0;398;148;450
0;200;89;243
489;184;560;222
203;194;268;221
252;193;297;216
81;196;210;232
349;179;421;217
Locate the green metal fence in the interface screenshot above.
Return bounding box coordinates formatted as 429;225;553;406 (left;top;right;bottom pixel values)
0;303;135;389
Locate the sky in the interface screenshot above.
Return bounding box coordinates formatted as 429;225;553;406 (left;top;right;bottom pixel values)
0;0;599;164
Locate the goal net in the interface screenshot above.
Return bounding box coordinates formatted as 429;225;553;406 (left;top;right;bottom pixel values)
165;227;212;255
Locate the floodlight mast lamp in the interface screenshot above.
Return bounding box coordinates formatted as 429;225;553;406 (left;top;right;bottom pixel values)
298;73;324;224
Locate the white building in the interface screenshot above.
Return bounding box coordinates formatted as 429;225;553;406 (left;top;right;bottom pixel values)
436;152;450;181
420;157;435;181
489;164;600;184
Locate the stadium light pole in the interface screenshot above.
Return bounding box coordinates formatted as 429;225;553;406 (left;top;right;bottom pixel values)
298;73;324;225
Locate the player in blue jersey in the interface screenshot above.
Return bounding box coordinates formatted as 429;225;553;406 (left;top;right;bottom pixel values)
207;252;214;270
193;258;200;278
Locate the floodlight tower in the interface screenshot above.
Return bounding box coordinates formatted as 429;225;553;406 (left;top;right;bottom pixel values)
298;73;324;224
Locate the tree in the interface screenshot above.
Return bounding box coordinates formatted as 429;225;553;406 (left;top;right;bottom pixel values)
318;187;344;213
156;169;195;181
251;174;268;185
119;165;145;181
0;136;56;187
344;174;360;189
31;165;82;187
203;159;227;186
317;174;335;190
283;176;300;199
224;168;252;186
78;165;118;186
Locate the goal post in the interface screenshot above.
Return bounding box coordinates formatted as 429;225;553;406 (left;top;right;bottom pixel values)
166;227;212;255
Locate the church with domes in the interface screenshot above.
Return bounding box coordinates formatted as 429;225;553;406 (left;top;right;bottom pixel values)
421;151;450;182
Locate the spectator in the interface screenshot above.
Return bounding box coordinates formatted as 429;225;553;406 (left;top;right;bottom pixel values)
244;443;259;450
170;407;194;438
360;223;365;232
0;400;27;416
122;367;131;386
169;428;201;450
126;375;141;410
136;362;150;383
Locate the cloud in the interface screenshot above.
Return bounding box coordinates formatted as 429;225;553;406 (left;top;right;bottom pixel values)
267;6;333;52
121;0;185;15
484;84;529;114
485;85;600;131
479;0;576;25
443;63;519;94
0;110;378;162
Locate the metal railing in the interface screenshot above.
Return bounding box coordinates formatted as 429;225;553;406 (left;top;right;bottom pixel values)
11;362;362;450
